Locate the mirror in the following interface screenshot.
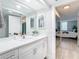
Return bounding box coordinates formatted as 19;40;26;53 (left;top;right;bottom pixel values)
9;15;21;36
30;16;35;28
1;8;25;37
38;15;44;28
1;0;28;37
21;16;26;35
0;0;47;38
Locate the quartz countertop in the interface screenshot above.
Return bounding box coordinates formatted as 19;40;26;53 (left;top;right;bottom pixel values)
0;34;47;55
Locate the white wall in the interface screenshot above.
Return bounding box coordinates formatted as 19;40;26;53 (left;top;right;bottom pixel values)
26;14;37;35
54;0;75;6
46;7;56;59
26;9;49;35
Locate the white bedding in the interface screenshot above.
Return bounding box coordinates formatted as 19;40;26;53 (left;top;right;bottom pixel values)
56;32;77;38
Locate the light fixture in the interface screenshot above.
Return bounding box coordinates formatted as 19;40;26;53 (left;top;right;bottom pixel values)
16;5;21;9
64;5;70;9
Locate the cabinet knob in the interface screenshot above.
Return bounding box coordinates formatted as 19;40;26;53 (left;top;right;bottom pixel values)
33;48;37;55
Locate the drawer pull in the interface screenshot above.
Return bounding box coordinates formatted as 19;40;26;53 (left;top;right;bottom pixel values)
33;48;37;55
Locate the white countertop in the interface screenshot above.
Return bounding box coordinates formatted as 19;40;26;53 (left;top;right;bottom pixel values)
0;34;47;55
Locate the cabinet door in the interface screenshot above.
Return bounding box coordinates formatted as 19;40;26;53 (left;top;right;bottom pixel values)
33;43;44;59
1;49;18;59
19;49;33;59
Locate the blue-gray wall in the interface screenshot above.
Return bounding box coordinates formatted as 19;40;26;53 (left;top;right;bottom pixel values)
67;20;77;32
56;15;60;31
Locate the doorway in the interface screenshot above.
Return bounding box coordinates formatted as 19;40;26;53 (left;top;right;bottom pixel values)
55;0;79;59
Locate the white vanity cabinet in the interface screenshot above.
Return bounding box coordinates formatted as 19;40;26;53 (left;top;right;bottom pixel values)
19;44;43;59
0;37;47;59
1;49;18;59
19;39;46;59
33;42;44;59
19;49;33;59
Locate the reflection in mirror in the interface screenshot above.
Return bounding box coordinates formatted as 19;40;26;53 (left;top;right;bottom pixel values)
1;0;32;38
1;8;25;37
30;17;35;28
38;15;44;28
21;16;26;35
0;8;9;38
1;0;48;38
0;11;3;28
9;15;21;36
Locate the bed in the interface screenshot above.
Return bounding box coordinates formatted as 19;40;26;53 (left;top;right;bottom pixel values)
56;31;77;38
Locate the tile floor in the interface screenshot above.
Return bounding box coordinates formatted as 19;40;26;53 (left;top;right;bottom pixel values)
56;38;79;59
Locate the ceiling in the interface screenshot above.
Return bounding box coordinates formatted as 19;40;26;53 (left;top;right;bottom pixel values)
2;0;49;16
44;0;75;6
56;0;79;19
2;0;78;16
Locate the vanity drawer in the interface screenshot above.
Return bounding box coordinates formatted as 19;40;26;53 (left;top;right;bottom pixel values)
19;39;44;55
19;39;44;59
1;49;18;59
